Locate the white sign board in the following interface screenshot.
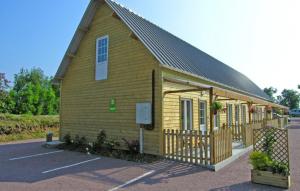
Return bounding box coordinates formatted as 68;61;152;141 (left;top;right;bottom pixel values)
136;103;152;124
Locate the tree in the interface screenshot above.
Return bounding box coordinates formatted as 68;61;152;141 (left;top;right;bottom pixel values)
0;73;11;113
263;87;277;102
278;89;300;109
9;68;59;115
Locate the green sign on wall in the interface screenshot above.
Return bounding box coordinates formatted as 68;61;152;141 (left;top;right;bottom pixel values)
109;98;116;112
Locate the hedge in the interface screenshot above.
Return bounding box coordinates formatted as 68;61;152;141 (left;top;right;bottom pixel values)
0;114;59;135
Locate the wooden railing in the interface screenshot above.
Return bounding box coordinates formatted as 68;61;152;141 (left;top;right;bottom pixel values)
241;124;253;147
163;128;232;165
163;129;210;165
162;117;288;166
231;123;242;142
210;128;232;164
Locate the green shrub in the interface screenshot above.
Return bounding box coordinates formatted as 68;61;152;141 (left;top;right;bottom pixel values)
92;130;120;154
250;151;290;176
122;138;139;154
0;114;59;135
263;128;276;157
271;161;290;176
63;133;71;145
249;151;272;171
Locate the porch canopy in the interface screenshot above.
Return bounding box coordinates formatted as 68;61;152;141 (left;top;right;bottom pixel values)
163;76;288;110
163;76;288;133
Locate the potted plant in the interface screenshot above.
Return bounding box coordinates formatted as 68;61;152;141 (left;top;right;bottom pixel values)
249;106;256;113
249;151;290;188
211;101;223;115
266;106;272;114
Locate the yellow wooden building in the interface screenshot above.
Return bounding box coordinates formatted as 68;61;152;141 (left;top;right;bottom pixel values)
54;0;288;164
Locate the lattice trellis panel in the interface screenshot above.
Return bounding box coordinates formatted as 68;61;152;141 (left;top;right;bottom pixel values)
253;127;289;166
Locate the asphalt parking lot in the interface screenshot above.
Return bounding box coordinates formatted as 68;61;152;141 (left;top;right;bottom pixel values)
0;140;153;191
0;119;300;191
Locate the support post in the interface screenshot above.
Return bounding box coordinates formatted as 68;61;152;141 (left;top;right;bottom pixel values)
139;125;144;154
209;87;214;133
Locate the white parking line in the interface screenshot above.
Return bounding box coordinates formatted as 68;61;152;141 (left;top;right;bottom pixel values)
108;170;155;191
42;157;101;174
9;150;64;161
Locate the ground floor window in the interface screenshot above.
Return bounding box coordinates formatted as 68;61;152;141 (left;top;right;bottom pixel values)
242;105;247;124
235;105;240;126
199;100;207;133
181;99;193;130
227;104;233;127
214;112;220;130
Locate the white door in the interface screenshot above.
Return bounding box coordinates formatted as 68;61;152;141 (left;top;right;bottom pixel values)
181;99;193;130
199;101;207;133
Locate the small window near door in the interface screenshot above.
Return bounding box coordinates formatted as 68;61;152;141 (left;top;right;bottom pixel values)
199;101;207;132
181;99;193;130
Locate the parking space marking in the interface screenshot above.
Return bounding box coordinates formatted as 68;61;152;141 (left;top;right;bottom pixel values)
9;150;64;161
108;170;155;191
42;157;101;174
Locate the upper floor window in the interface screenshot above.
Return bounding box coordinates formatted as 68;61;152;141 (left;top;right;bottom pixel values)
96;35;109;80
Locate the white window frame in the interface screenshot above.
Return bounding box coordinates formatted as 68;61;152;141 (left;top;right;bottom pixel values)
242;105;247;124
235;105;240;126
227;104;233;127
95;35;109;80
199;100;207;132
181;99;193;131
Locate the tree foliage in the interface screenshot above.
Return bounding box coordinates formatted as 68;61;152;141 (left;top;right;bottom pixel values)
0;68;59;115
277;89;300;109
263;87;277;102
0;73;12;113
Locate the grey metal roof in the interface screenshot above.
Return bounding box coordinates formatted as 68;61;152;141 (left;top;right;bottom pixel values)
105;0;271;101
54;0;271;101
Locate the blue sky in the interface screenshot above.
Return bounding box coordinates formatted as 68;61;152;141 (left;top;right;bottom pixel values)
1;0;299;93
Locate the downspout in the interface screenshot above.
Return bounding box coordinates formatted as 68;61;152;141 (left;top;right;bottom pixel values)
152;69;155;129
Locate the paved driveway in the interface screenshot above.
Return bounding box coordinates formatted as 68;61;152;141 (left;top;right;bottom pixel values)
0;119;299;191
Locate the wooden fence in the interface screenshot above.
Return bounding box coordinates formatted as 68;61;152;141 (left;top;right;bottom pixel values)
210;128;232;164
163;128;232;165
231;123;242;142
266;119;280;128
241;124;253;147
163;129;210;165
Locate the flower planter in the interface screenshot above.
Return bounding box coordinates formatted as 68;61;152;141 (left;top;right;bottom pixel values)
251;169;291;188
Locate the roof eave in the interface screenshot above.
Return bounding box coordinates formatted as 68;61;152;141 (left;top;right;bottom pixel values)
159;64;288;109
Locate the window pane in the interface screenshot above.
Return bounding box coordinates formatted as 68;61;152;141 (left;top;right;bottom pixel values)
181;100;185;130
187;101;191;130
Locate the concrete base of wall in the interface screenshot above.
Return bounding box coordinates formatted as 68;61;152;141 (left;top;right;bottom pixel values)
211;144;253;171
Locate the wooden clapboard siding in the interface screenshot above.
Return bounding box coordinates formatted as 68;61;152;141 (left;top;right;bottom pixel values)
60;3;162;155
162;80;211;132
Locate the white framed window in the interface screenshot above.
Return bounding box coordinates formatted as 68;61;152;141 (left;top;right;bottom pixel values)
181;99;193;130
199;100;207;132
96;35;109;80
227;104;233;127
242;105;247;124
214;113;220;130
235;105;240;126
